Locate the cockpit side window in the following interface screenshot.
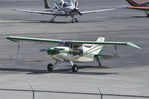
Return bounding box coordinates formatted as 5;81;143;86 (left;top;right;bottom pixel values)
72;44;82;49
59;41;72;47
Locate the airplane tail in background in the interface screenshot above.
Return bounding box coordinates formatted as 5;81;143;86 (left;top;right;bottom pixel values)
44;0;50;8
126;0;139;6
140;0;147;4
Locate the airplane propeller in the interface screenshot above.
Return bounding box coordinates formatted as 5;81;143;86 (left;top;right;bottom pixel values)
73;8;82;15
73;1;82;15
40;49;48;52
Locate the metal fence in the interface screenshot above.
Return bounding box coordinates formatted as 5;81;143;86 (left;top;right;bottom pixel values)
0;88;149;99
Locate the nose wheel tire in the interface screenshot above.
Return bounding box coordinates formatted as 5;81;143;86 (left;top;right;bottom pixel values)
72;65;78;72
47;63;54;72
71;18;78;23
71;19;76;23
74;18;78;22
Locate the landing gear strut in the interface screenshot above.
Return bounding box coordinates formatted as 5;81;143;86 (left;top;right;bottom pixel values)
95;56;102;67
50;16;56;23
72;64;78;72
97;60;101;67
47;63;54;72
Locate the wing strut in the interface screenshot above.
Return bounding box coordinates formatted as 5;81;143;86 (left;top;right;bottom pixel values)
114;45;119;56
15;41;21;68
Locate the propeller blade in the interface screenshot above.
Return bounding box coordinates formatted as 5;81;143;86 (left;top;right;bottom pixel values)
75;1;78;8
74;1;82;15
40;49;48;52
75;9;82;15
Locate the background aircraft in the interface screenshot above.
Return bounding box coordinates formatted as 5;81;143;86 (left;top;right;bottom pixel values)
13;0;115;23
7;36;140;72
125;0;149;17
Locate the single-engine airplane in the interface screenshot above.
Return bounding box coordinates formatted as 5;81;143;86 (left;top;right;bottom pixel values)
124;0;149;17
7;36;140;72
12;0;115;23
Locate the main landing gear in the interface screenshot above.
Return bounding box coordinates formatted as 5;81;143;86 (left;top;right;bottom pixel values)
72;64;78;72
47;61;79;72
95;56;102;68
70;61;79;72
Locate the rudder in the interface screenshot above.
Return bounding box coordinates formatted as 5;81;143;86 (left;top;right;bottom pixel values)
83;37;105;55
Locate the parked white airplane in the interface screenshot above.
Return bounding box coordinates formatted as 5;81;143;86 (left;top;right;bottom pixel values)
13;0;115;23
7;36;140;72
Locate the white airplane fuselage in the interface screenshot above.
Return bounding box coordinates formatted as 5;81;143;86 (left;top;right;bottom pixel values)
47;43;103;62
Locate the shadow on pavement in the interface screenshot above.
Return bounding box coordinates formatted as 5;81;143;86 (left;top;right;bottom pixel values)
0;65;117;75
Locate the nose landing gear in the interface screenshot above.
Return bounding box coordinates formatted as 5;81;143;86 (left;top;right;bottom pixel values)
47;63;54;72
71;18;78;23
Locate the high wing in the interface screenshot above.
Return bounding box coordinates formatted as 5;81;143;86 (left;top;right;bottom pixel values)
80;8;115;14
7;36;60;43
126;6;149;10
12;8;115;16
7;36;141;49
12;9;63;16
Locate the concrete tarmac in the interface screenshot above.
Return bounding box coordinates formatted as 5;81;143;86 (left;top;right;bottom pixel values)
0;0;149;99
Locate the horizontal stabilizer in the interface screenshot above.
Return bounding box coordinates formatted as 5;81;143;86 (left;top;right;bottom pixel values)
100;54;120;59
127;6;149;10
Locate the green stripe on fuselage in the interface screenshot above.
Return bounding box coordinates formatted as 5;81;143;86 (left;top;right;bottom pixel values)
48;49;94;59
98;49;103;59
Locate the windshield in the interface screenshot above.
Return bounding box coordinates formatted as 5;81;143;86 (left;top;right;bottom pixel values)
65;0;77;6
59;41;72;47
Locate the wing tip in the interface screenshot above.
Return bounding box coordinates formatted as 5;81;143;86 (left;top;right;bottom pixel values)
6;36;18;42
127;42;141;49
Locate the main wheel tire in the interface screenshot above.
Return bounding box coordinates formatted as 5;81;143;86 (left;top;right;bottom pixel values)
71;19;76;23
72;65;78;72
50;20;54;23
98;60;102;67
75;18;78;22
47;63;53;72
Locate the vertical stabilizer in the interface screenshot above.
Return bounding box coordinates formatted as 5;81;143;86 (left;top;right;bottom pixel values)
83;37;105;55
44;0;50;8
96;37;105;42
126;0;139;6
